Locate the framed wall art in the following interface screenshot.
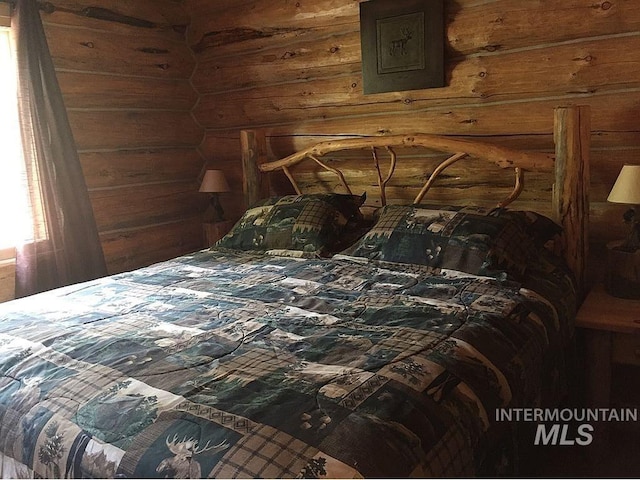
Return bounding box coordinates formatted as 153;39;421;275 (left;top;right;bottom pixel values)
360;0;444;94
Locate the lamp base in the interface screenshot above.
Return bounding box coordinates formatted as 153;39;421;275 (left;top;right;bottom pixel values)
203;193;225;223
606;240;640;299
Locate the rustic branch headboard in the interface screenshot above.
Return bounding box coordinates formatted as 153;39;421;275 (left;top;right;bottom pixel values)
240;105;590;297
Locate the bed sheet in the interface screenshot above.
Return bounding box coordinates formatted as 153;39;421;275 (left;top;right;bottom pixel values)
0;249;574;478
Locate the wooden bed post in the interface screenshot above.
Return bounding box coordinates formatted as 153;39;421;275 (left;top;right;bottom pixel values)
553;105;590;298
241;129;269;208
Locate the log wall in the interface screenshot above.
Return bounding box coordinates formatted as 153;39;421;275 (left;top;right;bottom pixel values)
3;0;638;301
41;0;206;277
0;0;206;302
186;0;640;283
0;2;8;26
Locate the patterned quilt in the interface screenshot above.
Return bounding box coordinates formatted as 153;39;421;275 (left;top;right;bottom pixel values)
0;249;574;478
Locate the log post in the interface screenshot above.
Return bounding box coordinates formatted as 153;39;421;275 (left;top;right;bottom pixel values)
240;129;268;209
553;105;590;299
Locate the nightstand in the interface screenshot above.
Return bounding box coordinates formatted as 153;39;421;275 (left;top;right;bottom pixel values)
575;284;640;457
203;220;233;247
576;284;640;408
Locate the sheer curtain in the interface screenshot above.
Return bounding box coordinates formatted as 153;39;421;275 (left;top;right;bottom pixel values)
12;0;107;297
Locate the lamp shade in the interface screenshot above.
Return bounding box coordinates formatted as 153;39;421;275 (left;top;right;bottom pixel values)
199;170;230;193
607;164;640;204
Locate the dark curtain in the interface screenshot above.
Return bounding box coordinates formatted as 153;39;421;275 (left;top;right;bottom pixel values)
11;0;107;297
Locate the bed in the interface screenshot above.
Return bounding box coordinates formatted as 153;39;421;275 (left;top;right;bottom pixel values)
0;106;589;478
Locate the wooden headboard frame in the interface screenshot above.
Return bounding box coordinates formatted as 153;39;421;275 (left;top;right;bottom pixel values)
240;105;590;296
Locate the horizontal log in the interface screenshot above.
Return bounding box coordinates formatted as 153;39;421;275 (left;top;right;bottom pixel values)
217;191;247;223
260;171;555;208
42;0;189;40
293;181;552;207
90;182;204;232
195;35;640;128
201;130;640;165
69;110;203;150
199;135;640;216
448;0;640;57
45;23;195;78
230;91;640;140
186;0;359;52
0;261;15;303
0;2;9;27
272;139;551;163
590;149;640;184
101;217;203;274
200;133;640;182
286;159;554;189
81;148;203;189
187;0;640;61
46;0;205;290
260;134;554;172
190;25;334;59
58;71;198;110
474;35;640;100
590;202;629;243
192;29;360;94
195;73;365;128
288;158;553;183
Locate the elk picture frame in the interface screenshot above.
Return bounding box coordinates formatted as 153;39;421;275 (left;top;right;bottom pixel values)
360;0;444;95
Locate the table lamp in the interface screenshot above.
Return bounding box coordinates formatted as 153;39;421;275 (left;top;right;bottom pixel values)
606;164;640;298
199;169;230;222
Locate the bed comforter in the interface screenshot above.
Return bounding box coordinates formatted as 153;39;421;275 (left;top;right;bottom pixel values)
0;248;574;478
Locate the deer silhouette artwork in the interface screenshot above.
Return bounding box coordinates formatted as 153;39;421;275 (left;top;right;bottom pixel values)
156;434;230;479
389;27;412;56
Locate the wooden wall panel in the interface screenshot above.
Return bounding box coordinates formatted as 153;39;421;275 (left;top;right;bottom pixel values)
69;111;203;150
43;0;189;39
193;29;360;94
90;182;203;232
201;91;640;146
3;0;637;296
0;2;9;27
80;149;203;189
1;0;204;302
185;0;640;286
0;261;15;303
194;35;640;129
45;24;194;78
448;0;640;56
187;0;360;54
38;0;204;279
100;217;203;274
58;72;197;110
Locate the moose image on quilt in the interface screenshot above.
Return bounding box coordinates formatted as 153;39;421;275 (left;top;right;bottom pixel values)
0;249;573;478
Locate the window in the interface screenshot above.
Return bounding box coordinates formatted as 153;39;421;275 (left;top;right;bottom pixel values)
0;26;32;257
